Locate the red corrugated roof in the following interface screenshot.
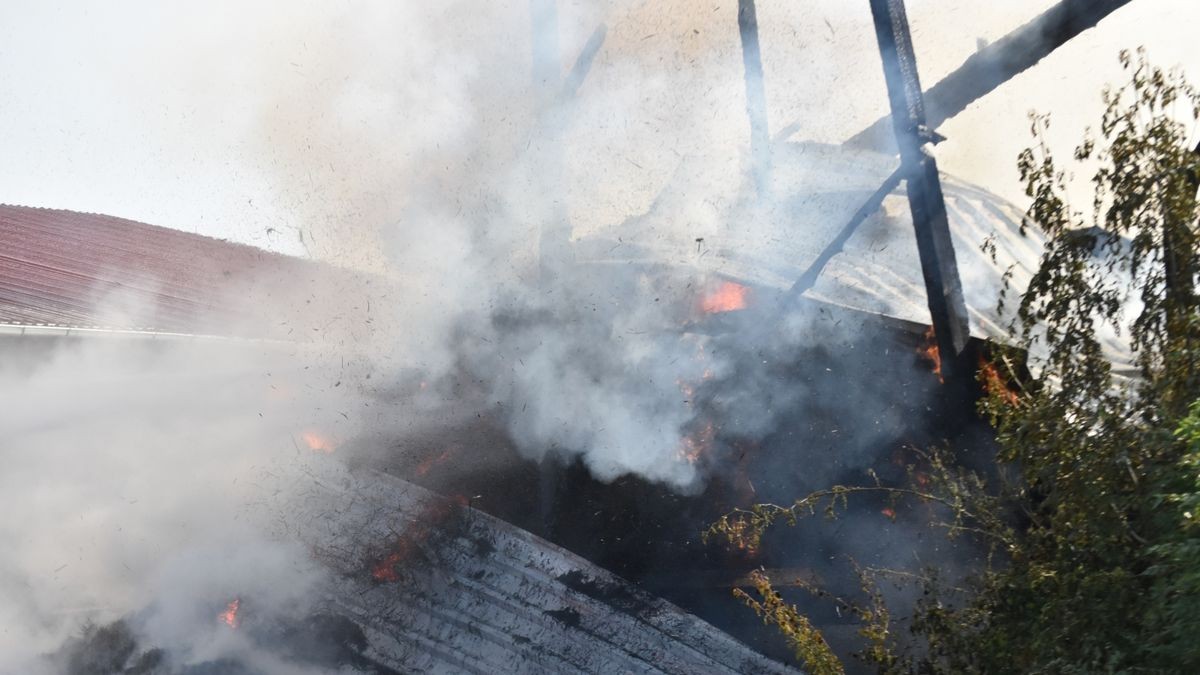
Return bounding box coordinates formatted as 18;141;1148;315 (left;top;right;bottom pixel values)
0;205;322;335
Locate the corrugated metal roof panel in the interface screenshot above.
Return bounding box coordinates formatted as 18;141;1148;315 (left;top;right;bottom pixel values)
0;204;322;335
574;141;1135;374
288;467;801;674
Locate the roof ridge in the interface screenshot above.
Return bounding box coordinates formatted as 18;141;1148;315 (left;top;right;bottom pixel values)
0;203;298;260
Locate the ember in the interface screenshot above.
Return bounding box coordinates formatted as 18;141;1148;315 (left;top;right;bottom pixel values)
678;421;716;464
219;598;240;629
369;496;467;583
918;326;943;383
414;447;456;477
979;358;1019;406
699;280;749;314
371;552;404;582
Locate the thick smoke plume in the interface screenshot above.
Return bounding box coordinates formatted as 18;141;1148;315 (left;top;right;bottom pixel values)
0;295;371;671
235;0;779;492
0;1;1058;671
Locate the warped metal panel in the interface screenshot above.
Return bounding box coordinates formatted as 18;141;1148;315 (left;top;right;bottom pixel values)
285;468;802;674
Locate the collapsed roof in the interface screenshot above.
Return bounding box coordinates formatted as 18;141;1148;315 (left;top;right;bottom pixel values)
573;141;1135;375
58;465;801;674
289;467;799;674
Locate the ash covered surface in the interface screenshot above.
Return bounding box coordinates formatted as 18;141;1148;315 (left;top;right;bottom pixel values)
51;465;799;675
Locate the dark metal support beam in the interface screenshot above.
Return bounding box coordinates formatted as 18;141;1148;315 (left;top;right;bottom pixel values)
737;0;770;193
868;0;970;364
561;24;607;101
789;168;903;297
848;0;1133;152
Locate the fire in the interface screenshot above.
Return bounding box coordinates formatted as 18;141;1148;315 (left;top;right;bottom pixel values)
978;358;1020;406
678;421;716;464
371;552;404;582
414;447;456;477
219;598;240;628
677;378;696;403
918;326;943;383
675;344;719;464
369;496;468;583
699;280;749;314
881;507;896;519
300;430;336;453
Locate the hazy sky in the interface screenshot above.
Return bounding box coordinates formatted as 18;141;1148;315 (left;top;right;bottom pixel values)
0;1;1192;263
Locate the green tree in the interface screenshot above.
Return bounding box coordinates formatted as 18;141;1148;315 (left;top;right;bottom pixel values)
708;49;1200;674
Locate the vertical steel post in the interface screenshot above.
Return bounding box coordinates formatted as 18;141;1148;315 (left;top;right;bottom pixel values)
868;0;971;366
737;0;770;194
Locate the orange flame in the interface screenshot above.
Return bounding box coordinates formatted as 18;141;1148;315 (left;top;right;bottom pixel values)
979;358;1019;406
677;378;696;403
219;598;240;628
371;552;404;582
678;421;716;464
699;280;749;314
919;327;943;383
414;447;456;477
369;496;468;584
300;430;336;454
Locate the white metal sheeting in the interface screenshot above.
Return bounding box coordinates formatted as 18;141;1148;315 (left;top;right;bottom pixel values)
576;141;1135;375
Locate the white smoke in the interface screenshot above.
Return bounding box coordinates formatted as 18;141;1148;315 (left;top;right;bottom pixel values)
0;281;372;671
0;1;1082;670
